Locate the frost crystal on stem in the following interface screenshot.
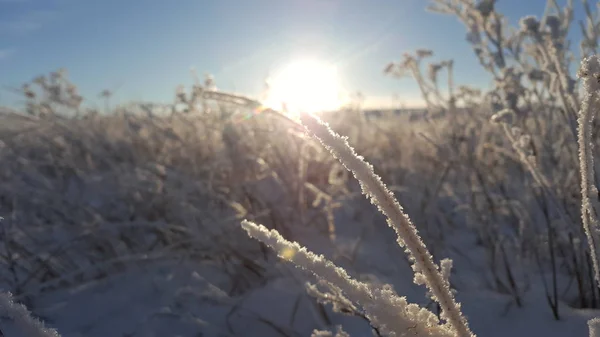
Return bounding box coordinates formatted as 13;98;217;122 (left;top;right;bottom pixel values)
241;220;456;337
297;112;474;337
0;292;60;337
577;55;600;286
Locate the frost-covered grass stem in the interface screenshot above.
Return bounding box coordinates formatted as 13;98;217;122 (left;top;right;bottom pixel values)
577;55;600;287
298;112;473;337
241;220;456;337
0;291;60;337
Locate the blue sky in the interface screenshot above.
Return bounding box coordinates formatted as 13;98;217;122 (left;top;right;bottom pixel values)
0;0;585;109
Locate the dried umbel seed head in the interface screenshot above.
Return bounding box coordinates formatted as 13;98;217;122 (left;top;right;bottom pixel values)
383;62;396;74
400;53;417;68
415;49;433;59
520;15;539;34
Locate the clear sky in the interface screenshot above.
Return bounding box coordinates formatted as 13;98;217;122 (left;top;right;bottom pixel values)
0;0;586;109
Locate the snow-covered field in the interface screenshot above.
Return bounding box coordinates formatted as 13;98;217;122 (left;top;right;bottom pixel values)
5;0;600;336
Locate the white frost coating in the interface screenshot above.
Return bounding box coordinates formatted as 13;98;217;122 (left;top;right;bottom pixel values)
0;291;60;337
311;325;351;337
491;108;516;125
241;220;456;337
577;55;600;286
590;318;600;337
297;112;474;337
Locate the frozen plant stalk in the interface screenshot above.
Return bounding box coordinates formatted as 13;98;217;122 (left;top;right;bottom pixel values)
591;318;600;337
0;291;60;337
242;220;456;337
241;112;474;337
577;55;600;287
298;112;473;337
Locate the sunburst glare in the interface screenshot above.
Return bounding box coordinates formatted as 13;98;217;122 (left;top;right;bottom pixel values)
263;58;343;114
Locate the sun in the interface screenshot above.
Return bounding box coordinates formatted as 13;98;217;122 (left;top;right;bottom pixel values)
264;58;343;114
